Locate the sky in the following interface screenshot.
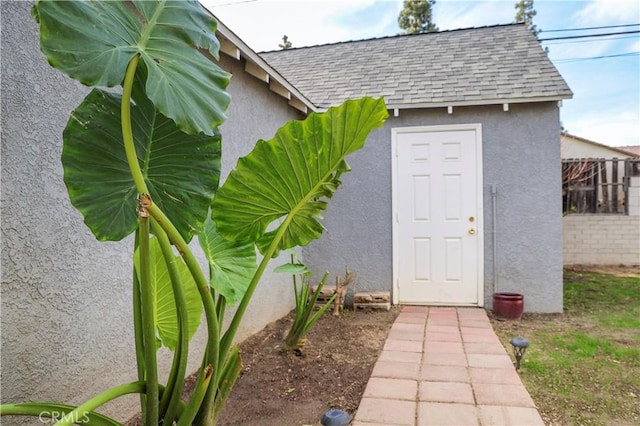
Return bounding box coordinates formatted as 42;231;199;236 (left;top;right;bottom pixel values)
201;0;640;148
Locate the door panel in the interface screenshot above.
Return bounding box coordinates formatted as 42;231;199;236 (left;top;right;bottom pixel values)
394;126;482;305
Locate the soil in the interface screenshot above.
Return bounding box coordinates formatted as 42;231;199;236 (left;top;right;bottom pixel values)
126;307;399;426
563;263;640;277
216;308;399;425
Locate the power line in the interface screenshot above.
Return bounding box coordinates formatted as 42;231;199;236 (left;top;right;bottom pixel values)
544;34;639;45
539;30;640;41
541;23;640;33
554;51;640;63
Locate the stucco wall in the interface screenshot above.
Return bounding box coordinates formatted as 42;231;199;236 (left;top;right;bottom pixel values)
303;102;563;313
1;2;298;422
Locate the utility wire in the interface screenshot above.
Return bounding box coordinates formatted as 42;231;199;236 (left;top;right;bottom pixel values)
541;23;640;33
539;30;640;41
544;34;639;45
554;51;640;63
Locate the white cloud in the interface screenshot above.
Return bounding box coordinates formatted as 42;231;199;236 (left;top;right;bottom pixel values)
563;108;640;147
203;0;386;51
573;0;640;26
436;0;513;30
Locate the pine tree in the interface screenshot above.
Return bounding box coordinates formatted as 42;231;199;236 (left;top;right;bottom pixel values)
398;0;438;35
514;0;539;36
278;35;292;50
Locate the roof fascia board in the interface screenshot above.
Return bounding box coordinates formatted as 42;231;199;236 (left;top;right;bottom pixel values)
385;95;573;111
211;15;318;114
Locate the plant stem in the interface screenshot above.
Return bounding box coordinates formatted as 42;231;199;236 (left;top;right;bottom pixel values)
219;224;289;357
120;55;218;423
0;403;119;425
121;55;148;195
151;219;189;423
132;230;146;413
138;215;158;425
147;203;220;422
54;381;160;426
176;365;213;426
121;54;219;424
212;264;227;331
215;294;226;334
121;55;158;425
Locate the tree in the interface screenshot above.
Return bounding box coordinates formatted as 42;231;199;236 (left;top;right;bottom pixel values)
514;0;539;36
398;0;438;34
279;34;292;50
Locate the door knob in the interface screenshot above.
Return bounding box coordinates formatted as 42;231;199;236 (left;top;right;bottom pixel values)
468;228;476;235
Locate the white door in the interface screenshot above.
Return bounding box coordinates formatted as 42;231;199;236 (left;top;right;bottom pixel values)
392;125;483;305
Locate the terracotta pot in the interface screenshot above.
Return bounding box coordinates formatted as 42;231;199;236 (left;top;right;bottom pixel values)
493;292;524;320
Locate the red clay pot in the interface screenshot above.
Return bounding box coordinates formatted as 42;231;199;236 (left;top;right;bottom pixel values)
493;292;524;320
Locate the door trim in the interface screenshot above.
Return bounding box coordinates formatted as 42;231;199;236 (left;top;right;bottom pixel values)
391;124;484;306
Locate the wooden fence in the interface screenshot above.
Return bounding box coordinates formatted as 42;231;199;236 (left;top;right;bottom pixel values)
562;158;640;215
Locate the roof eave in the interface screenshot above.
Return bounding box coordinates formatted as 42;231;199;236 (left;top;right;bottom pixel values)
205;10;318;114
384;95;573;112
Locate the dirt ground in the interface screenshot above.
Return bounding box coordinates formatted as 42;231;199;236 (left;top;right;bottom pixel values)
216;307;399;425
563;263;640;277
126;307;399;426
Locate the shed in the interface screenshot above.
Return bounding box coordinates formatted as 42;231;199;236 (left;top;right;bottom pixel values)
262;24;573;311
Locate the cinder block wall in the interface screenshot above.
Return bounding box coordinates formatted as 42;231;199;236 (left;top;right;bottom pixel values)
563;215;640;265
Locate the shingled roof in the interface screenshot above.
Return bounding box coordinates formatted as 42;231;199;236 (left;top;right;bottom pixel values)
260;24;572;110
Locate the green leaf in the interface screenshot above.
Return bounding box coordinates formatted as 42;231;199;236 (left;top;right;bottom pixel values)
62;88;220;242
34;0;230;135
274;263;310;275
198;215;257;305
212;97;388;256
134;237;202;351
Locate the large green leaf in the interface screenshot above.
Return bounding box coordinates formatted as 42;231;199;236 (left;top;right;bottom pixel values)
62;87;220;242
34;0;230;135
198;215;257;305
212;97;388;256
134;237;202;351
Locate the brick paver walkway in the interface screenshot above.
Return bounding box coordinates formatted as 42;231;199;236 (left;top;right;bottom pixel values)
352;306;544;426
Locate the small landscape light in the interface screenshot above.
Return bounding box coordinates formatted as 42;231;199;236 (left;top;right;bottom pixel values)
320;409;350;426
509;336;529;370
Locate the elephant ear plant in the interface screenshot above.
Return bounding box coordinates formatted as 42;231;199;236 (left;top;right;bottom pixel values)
0;0;388;424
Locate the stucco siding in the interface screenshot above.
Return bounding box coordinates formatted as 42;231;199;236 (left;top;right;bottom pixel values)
1;2;297;421
302;102;563;313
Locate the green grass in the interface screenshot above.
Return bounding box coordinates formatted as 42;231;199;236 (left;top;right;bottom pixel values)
492;269;640;425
